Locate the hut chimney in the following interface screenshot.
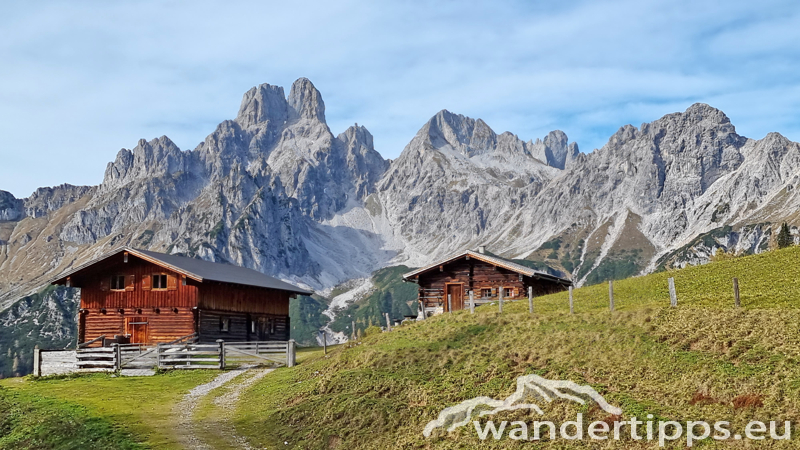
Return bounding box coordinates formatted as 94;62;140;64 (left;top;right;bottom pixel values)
478;246;486;254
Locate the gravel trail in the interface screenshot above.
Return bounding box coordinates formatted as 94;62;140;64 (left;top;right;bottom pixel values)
174;366;273;450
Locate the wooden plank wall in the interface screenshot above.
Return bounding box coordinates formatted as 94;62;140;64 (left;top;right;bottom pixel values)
77;255;198;310
82;310;195;344
417;258;567;309
71;252;291;344
198;282;290;315
40;350;78;376
198;310;289;343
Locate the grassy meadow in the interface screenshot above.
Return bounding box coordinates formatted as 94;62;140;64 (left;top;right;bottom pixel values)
1;247;799;448
233;246;800;448
0;370;218;450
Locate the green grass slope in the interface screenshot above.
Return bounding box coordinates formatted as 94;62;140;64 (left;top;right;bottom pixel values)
0;386;142;450
233;246;800;449
0;371;218;449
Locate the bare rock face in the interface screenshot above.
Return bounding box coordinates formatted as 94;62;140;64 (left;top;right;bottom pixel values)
24;185;95;219
529;130;580;169
0;191;23;222
336;125;390;200
3;81;800;310
1;78;392;306
288;77;326;123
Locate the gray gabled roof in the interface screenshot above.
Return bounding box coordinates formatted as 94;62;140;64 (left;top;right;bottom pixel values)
52;246;313;295
402;250;572;285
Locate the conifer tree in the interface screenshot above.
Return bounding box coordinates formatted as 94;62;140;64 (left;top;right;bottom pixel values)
777;223;793;249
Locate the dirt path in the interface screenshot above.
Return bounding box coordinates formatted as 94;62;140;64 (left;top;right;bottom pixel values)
174;367;274;450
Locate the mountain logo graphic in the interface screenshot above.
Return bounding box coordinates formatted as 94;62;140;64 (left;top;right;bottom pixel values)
423;374;622;437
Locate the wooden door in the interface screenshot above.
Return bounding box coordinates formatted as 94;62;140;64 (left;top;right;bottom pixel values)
127;317;149;344
445;284;464;312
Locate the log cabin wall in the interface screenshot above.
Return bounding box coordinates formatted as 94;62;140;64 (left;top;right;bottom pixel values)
416;258;567;310
81;310;196;345
75;254;198;344
198;282;290;315
198;310;289;343
418;260;526;303
77;255;198;310
197;281;290;342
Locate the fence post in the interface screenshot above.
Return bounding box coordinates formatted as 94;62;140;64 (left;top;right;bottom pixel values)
528;286;533;314
447;295;452;315
217;339;225;370
733;278;740;308
33;345;41;377
114;343;121;371
351;321;356;340
499;287;504;313
385;312;392;331
668;277;677;307
322;330;327;355
569;286;574;315
609;280;614;312
469;290;475;314
156;343;162;369
287;339;296;367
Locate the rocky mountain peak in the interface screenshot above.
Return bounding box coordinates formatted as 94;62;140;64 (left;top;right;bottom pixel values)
683;102;731;125
24;184;95;219
423;110;488;157
288;78;326;123
236;83;288;129
411;109;577;171
529;130;579;169
101;135;186;191
0;190;23;222
338;123;374;149
336;125;389;200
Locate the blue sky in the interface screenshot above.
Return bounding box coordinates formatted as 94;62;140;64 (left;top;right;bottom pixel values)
2;0;800;197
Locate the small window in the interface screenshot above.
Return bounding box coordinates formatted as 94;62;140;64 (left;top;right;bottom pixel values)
504;288;514;298
110;275;126;290
251;320;256;334
481;288;492;298
152;274;168;290
220;317;230;332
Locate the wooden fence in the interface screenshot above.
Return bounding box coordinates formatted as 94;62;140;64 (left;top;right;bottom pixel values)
35;339;296;376
441;276;748;317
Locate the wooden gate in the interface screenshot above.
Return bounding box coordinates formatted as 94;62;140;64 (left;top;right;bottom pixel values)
224;341;289;367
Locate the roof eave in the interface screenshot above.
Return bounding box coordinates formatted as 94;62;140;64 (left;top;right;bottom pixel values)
49;246;205;286
401;250;573;285
125;248;204;282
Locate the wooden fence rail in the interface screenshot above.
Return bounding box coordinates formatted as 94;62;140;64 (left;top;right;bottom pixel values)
44;339;296;375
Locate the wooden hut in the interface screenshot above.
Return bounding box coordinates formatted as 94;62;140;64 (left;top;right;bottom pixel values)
51;247;312;346
402;247;571;316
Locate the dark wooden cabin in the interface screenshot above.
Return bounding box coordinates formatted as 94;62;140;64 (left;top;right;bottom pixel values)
51;247;312;346
403;248;572;316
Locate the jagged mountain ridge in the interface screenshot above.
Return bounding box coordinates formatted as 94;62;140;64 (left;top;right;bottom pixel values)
2;78;800;311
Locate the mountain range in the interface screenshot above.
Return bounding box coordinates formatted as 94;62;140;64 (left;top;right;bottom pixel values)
1;78;799;374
